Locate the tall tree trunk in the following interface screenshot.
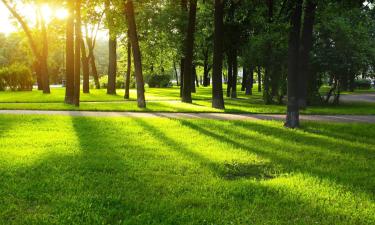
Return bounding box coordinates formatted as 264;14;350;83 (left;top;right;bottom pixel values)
182;0;197;103
263;0;273;103
81;39;90;94
241;67;247;92
231;49;238;98
179;0;188;97
203;48;211;86
107;36;117;94
65;0;75;104
86;36;100;89
245;67;254;95
125;0;146;108
192;64;197;93
298;0;317;109
212;0;225;109
257;66;262;92
124;38;131;99
180;59;184;96
73;0;82;106
40;15;50;94
173;61;179;86
34;61;43;90
227;54;233;97
285;0;303;128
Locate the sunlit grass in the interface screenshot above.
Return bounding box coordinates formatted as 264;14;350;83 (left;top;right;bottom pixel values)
0;115;374;224
1;86;375;114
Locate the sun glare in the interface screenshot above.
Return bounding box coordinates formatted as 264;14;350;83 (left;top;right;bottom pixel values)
55;8;68;20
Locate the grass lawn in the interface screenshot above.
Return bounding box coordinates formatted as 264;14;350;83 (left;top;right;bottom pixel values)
0;115;374;224
1;86;375;115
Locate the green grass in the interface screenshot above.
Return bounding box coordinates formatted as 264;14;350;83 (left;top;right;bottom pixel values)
1;86;375;115
0;115;374;224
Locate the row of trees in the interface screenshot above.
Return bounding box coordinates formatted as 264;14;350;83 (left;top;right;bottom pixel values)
3;0;375;127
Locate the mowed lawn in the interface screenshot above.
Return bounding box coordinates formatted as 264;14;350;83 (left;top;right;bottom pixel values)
0;115;374;224
1;86;375;115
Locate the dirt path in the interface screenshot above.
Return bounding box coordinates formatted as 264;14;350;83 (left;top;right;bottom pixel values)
1;110;375;123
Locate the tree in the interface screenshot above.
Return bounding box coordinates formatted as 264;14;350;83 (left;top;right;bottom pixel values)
73;0;82;106
125;0;146;108
285;0;303;128
124;35;131;99
106;0;117;95
212;0;225;109
1;0;50;93
181;0;198;103
65;0;75;104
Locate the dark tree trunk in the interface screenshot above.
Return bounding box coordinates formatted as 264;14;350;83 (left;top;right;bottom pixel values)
231;49;238;98
182;0;197;103
263;0;273;103
180;59;184;96
241;67;247;92
34;61;43;90
81;39;90;94
65;0;75;104
257;66;262;92
179;0;188;97
227;54;233;98
125;39;131;99
107;35;117;95
73;0;82;107
40;15;50;94
86;36;100;89
203;48;211;86
125;0;146;108
298;0;317;109
173;61;179;86
285;0;303;128
192;64;197;93
245;67;254;95
212;0;225;109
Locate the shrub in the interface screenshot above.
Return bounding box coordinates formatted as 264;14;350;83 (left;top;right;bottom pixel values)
147;74;172;88
0;64;33;91
100;75;136;89
354;79;372;89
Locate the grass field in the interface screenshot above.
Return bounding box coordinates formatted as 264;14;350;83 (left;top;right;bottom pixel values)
0;115;374;224
1;86;375;115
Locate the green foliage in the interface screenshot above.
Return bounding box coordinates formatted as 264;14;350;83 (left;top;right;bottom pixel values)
99;75;135;89
354;79;372;89
146;74;172;88
0;63;33;91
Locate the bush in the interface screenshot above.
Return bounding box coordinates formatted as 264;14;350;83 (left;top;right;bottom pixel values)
0;64;33;91
99;75;136;89
147;74;172;88
354;79;372;89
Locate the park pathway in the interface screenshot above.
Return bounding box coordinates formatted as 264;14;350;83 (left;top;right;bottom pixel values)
1;110;375;123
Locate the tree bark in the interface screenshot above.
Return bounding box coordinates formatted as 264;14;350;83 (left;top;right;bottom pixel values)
298;0;317;109
203;48;211;86
245;67;254;95
182;0;197;103
81;39;90;94
227;54;233;98
40;15;50;94
86;36;100;89
241;67;247;92
125;38;131;99
257;66;262;92
212;0;225;109
285;0;303;128
73;0;82;107
65;0;75;104
231;49;238;98
125;0;146;108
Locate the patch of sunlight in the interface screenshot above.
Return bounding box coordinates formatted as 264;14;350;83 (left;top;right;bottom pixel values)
262;173;375;223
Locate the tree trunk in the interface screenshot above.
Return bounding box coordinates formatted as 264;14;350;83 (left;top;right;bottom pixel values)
40;12;50;94
231;49;238;98
245;67;254;95
298;0;317;109
257;66;262;92
65;0;75;104
34;61;43;90
227;54;233;97
285;0;303;128
263;0;273;103
86;36;100;89
73;0;82;107
241;66;247;92
212;0;225;109
81;39;90;94
124;38;131;99
192;64;197;93
180;59;184;96
182;0;197;103
125;0;146;108
107;34;117;95
203;48;211;86
173;61;179;86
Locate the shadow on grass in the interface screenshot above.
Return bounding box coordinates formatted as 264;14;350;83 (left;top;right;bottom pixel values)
178;119;375;196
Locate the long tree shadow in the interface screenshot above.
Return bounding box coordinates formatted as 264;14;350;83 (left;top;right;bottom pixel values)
179;119;375;196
